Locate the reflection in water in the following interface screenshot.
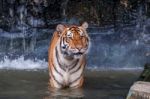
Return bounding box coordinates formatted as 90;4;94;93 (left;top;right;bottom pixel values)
44;85;84;99
0;70;141;99
43;70;142;99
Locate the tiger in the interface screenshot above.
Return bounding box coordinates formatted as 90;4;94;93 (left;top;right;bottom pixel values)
48;22;90;88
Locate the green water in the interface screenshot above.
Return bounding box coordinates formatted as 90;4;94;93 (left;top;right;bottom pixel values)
0;70;141;99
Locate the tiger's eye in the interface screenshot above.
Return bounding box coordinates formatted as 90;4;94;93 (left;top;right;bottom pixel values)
62;45;66;49
67;31;73;37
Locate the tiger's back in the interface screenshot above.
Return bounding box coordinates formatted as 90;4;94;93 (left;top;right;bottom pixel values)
48;22;90;88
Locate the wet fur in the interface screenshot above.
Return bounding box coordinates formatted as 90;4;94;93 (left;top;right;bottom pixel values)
48;22;90;88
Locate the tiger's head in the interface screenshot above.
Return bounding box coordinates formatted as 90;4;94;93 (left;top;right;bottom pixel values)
56;22;90;59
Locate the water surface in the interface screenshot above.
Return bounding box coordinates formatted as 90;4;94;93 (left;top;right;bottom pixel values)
0;69;141;99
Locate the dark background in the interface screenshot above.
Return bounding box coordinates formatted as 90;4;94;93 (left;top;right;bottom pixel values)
0;0;149;69
0;0;149;29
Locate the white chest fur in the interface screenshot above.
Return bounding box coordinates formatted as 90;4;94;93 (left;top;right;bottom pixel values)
63;70;69;85
52;44;85;87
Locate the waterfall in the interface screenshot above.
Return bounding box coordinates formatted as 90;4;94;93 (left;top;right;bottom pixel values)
0;0;149;70
30;29;37;52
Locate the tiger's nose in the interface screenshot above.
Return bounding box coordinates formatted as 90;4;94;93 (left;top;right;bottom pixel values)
76;45;82;51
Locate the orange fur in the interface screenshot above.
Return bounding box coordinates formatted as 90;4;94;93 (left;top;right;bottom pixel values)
48;22;89;88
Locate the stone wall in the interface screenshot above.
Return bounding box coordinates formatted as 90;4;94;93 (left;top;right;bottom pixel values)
0;0;149;31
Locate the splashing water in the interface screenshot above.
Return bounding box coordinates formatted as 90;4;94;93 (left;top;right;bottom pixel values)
0;56;48;70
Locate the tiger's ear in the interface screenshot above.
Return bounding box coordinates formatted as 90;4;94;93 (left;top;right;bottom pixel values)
81;22;88;30
56;24;65;36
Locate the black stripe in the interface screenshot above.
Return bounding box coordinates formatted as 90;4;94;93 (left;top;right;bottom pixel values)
69;62;85;85
60;38;64;54
70;63;83;74
51;73;63;86
50;66;63;86
56;46;79;71
60;37;67;55
52;62;63;77
60;37;62;49
69;73;83;85
62;37;65;45
55;47;66;71
69;59;79;71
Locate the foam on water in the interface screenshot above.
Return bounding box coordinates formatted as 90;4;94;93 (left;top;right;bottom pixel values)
0;55;143;70
0;56;48;70
87;66;143;71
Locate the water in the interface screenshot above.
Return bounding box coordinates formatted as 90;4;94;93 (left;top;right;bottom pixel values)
0;70;141;99
0;1;148;98
0;56;47;70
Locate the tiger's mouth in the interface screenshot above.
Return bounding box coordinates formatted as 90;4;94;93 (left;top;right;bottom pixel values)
74;52;83;55
71;52;85;58
73;52;84;58
62;51;84;58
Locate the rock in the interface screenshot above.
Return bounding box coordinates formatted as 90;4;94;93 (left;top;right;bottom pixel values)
127;64;150;99
127;81;150;99
0;0;150;28
138;63;150;81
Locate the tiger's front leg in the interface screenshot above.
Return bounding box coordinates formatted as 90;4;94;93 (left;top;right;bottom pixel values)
69;61;85;88
49;65;64;89
50;76;84;89
49;76;63;89
49;69;84;89
70;76;84;88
